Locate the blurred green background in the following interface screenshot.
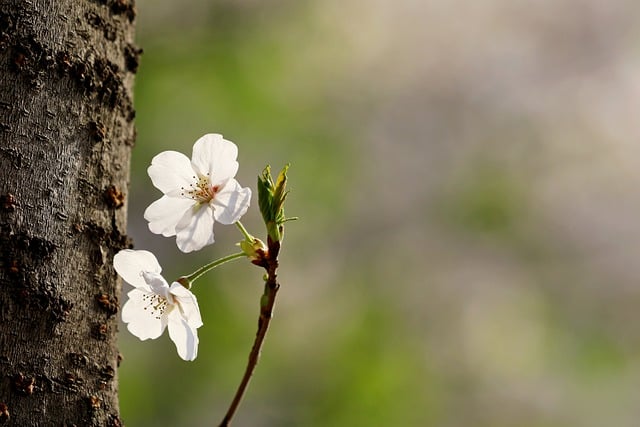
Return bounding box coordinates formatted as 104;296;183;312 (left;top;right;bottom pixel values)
120;1;640;426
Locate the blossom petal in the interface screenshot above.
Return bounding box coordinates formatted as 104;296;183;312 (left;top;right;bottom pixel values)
175;204;215;253
122;289;167;340
148;151;196;197
114;250;161;289
191;134;239;184
143;271;172;300
212;179;252;224
170;283;203;329
144;196;194;237
167;309;199;361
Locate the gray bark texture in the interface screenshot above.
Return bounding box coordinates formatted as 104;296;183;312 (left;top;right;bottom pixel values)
0;1;138;425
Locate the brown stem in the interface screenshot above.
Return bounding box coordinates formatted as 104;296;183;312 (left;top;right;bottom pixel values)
219;240;281;427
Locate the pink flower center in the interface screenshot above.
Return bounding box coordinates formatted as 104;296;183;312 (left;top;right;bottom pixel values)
182;174;221;204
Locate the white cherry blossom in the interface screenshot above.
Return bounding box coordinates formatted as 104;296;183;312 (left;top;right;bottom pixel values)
114;249;203;361
144;133;252;253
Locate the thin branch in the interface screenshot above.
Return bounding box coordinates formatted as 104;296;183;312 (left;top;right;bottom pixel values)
219;240;281;427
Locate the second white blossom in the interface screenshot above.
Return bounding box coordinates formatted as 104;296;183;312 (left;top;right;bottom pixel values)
114;249;203;361
144;133;252;253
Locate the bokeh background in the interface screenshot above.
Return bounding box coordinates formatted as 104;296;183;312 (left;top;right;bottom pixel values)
120;1;640;426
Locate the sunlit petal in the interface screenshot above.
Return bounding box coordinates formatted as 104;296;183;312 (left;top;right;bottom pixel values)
142;271;172;300
144;196;194;237
191;133;239;183
212;180;252;224
148;151;195;197
113;250;161;288
175;204;215;253
170;283;203;328
121;289;167;340
167;310;199;361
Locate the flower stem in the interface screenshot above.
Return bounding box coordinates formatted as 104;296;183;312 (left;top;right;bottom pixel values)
219;240;281;427
235;221;253;241
183;252;246;285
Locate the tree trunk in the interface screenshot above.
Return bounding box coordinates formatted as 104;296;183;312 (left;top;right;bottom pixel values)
0;1;137;425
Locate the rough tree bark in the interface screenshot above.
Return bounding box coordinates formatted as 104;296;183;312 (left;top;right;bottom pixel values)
0;1;138;425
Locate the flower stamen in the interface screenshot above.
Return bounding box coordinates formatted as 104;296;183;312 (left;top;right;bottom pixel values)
181;174;221;205
142;293;169;319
